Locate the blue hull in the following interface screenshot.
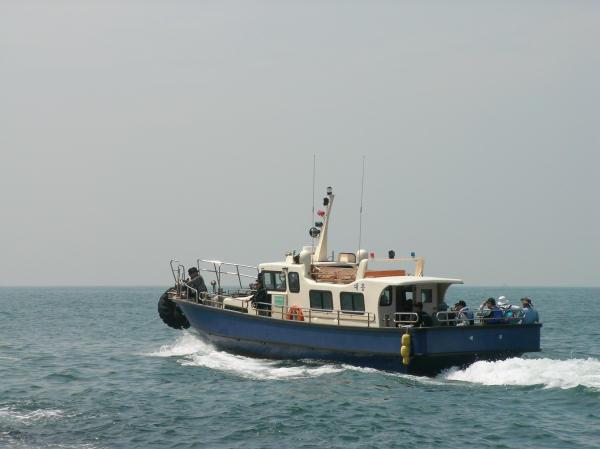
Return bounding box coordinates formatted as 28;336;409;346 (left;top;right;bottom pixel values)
176;301;541;375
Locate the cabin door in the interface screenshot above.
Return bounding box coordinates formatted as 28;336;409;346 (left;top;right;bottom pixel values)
395;286;415;313
378;286;394;327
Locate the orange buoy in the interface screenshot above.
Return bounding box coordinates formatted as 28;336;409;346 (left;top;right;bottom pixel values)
287;305;305;321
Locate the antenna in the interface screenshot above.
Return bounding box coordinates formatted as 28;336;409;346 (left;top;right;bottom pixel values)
311;154;316;252
357;156;366;252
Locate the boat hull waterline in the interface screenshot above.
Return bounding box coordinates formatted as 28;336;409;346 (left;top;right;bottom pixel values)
176;300;541;375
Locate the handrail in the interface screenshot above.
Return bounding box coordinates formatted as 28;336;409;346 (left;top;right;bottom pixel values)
177;292;376;327
169;259;179;284
169;259;187;295
247;302;375;327
394;312;419;325
182;284;199;301
196;259;259;292
476;312;523;325
436;311;524;325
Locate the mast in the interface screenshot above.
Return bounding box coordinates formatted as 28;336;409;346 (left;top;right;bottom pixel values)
313;187;334;262
357;156;365;252
311;154;316;250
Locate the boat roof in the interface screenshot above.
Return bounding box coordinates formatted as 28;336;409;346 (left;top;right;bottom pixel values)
361;276;463;286
259;262;462;286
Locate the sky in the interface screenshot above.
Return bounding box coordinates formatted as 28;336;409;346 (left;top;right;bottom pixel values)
1;1;599;287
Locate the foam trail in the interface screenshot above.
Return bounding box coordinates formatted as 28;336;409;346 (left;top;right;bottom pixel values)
181;351;345;380
148;333;462;383
147;332;344;380
146;332;207;357
0;407;64;422
337;364;449;386
443;357;600;390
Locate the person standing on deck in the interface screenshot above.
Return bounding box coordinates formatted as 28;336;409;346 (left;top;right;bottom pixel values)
250;276;271;317
184;267;208;301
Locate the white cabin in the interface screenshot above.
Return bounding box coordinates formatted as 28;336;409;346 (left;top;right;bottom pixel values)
219;187;463;328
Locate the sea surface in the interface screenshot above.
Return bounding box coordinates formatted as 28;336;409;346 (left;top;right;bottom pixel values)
1;286;599;449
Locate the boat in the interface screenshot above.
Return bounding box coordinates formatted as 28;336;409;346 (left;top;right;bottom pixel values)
158;187;541;375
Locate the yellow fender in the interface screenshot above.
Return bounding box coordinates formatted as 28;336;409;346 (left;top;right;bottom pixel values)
401;333;411;347
401;332;411;365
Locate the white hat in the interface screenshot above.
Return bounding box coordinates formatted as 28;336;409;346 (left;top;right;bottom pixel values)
497;296;509;307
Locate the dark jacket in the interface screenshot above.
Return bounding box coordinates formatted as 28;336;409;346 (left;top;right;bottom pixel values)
251;288;270;308
416;311;433;327
185;275;208;299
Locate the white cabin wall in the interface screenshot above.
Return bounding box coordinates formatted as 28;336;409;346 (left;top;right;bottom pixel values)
259;262;460;328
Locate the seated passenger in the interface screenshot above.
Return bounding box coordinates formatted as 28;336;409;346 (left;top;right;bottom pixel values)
519;297;539;324
482;298;504;324
414;302;433;327
184;267;208;300
454;300;474;326
497;296;520;323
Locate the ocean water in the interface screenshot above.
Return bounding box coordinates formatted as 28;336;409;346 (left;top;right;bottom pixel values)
1;286;599;449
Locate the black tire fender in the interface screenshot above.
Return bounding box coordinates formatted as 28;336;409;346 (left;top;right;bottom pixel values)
157;288;190;330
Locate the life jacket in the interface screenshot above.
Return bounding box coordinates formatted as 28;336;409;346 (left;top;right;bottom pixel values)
487;307;504;324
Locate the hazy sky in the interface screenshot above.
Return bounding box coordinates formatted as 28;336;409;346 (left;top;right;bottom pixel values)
1;1;599;286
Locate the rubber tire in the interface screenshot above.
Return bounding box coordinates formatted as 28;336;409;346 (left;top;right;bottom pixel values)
158;288;190;330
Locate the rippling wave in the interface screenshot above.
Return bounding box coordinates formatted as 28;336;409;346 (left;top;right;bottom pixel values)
0;406;64;422
3;286;599;449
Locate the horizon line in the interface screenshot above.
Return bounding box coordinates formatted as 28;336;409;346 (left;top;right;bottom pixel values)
1;284;599;289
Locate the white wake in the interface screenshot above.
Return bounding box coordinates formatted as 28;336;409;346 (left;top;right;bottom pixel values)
148;334;600;389
443;357;600;390
147;332;346;380
146;332;207;357
146;332;441;382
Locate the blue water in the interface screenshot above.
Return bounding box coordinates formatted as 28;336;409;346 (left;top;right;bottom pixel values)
1;286;599;449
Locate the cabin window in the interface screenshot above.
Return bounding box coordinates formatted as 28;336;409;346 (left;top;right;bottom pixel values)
341;292;365;313
421;288;433;303
309;290;333;310
379;287;392;306
288;272;300;293
261;271;287;291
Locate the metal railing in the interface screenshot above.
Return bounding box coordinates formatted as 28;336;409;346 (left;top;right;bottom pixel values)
169;258;258;296
394;312;419;326
170;260;187;297
175;291;376;327
435;311;525;326
248;302;376;327
196;259;258;292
